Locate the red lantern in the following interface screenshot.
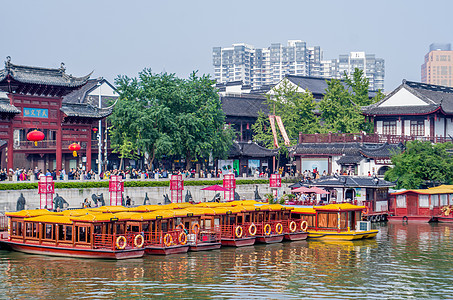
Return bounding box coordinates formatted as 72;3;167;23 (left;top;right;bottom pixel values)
92;128;98;133
27;130;45;146
68;143;81;157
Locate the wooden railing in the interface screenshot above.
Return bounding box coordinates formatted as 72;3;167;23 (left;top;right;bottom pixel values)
298;133;452;144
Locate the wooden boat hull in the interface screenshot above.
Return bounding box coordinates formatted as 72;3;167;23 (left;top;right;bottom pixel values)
145;245;189;255
221;237;255;247
255;234;284;244
2;241;145;260
387;215;437;223
284;232;308;241
307;230;378;240
189;242;222;252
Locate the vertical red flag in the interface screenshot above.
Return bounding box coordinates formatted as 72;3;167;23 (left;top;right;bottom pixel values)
268;115;279;148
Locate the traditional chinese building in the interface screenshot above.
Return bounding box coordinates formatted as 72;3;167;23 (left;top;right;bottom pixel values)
0;58;113;172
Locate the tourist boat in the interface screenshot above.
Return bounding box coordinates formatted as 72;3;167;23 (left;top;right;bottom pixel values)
183;207;222;251
1;209;145;259
196;203;256;247
126;210;190;255
282;207;309;241
294;204;378;240
388;186;453;222
241;204;288;244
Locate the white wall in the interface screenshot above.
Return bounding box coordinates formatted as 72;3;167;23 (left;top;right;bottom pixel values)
376;121;383;134
89;82;117;97
435;117;445;137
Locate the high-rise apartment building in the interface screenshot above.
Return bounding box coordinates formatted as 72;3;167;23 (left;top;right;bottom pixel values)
213;41;385;91
337;52;385;91
421;43;453;87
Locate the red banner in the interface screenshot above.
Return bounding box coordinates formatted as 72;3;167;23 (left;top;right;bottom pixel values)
275;115;290;146
268;115;279;148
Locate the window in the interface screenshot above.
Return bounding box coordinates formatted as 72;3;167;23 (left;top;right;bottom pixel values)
382;121;397;135
65;226;72;241
396;195;406;208
77;226;90;243
432;195;439;207
419;195;429;208
410;120;425;136
440;194;448;206
11;221;23;236
44;224;54;240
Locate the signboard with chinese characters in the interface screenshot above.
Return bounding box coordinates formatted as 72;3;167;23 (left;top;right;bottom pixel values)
23;107;48;118
375;158;392;165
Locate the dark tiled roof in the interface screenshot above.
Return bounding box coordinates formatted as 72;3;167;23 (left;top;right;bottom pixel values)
337;155;363;164
221;94;268;118
295;142;398;159
63;78;117;108
285;75;349;97
312;176;395;188
295;143;361;156
229;141;277;157
61;103;112;119
0;100;20;114
362;80;453;116
359;143;403;158
0;58;90;88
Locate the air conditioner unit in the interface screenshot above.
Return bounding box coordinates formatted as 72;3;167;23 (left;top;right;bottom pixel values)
356;221;371;232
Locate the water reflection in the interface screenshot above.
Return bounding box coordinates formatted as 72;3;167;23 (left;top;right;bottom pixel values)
0;222;453;298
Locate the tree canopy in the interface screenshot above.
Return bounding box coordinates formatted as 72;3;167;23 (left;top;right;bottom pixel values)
109;69;234;169
252;78;319;148
384;141;453;189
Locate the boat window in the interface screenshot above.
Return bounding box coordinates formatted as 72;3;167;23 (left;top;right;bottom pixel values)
142;223;149;232
237;216;243;224
58;225;64;240
184;221;190;230
229;216;236;225
214;218;220;226
16;222;23;236
11;221;16;235
419;195;429;208
116;224;125;234
32;223;38;238
11;221;20;236
317;213;338;229
245;214;250;223
65;226;72;241
440;194;448;206
162;222;168;232
94;225;102;234
131;226;139;232
450;194;453;205
340;212;347;229
432;195;439;207
25;223;33;237
79;227;86;242
205;219;212;229
78;227;90;243
45;224;53;240
302;215;315;227
396;195;406;208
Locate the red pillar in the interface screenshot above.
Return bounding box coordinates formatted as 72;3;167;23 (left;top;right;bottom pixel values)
56;123;62;173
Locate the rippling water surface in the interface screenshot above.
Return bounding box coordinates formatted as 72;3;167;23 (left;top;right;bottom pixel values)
1;222;453;299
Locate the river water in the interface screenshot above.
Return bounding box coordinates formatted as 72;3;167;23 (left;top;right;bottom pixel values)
0;222;452;299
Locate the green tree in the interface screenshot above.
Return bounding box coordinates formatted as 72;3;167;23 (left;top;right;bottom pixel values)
109;69;233;170
318;79;368;133
344;68;374;106
252;78;319;148
384;141;453;189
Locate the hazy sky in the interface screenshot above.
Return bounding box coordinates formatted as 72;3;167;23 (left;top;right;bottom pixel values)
1;0;451;91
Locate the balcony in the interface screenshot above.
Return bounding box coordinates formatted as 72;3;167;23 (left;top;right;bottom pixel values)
298;133;451;144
